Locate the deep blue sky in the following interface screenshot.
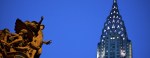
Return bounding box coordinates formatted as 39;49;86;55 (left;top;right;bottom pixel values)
0;0;150;58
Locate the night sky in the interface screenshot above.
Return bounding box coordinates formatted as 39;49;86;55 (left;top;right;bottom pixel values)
0;0;150;58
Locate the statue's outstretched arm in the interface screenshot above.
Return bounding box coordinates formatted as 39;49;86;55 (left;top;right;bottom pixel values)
42;40;52;45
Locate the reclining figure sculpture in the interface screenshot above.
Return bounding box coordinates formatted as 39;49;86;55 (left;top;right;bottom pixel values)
0;16;51;58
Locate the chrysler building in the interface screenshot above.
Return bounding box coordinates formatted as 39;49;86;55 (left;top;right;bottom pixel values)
97;0;132;58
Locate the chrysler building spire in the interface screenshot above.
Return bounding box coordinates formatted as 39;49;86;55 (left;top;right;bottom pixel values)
97;0;132;58
113;0;117;3
110;0;120;16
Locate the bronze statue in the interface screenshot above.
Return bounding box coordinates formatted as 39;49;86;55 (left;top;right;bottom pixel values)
0;16;51;58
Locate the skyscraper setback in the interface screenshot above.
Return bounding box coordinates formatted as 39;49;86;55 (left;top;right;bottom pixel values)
97;0;132;58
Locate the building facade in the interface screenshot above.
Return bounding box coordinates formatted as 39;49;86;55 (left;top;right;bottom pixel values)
97;0;132;58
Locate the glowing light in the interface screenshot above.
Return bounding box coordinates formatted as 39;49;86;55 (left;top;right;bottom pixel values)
113;15;115;18
117;25;120;28
121;34;124;37
113;11;116;13
114;0;116;3
117;37;119;38
103;36;105;38
116;16;118;18
120;49;126;57
112;37;115;39
112;24;115;28
123;38;125;40
112;19;115;23
102;39;104;42
107;26;110;30
97;49;100;58
104;29;106;32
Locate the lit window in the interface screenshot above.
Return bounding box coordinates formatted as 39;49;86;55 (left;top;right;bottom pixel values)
111;37;115;39
120;22;123;25
108;21;111;24
106;32;107;35
119;18;121;19
114;30;117;32
110;30;112;33
110;17;111;18
112;37;115;39
113;15;115;18
118;31;121;34
120;49;126;57
123;38;125;40
113;11;116;13
110;37;113;39
102;39;104;42
104;29;106;32
117;25;120;28
121;34;124;37
112;24;115;28
121;28;124;31
117;12;118;14
107;26;110;30
114;6;116;9
117;37;119;38
109;21;111;23
105;24;107;26
111;12;112;14
112;19;115;23
106;50;108;52
117;20;119;23
116;16;118;18
103;36;105;38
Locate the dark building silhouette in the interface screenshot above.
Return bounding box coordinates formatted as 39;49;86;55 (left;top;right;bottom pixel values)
97;0;132;58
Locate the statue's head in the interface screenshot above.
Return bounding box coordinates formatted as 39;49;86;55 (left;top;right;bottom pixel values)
40;25;45;30
38;16;44;30
30;16;45;30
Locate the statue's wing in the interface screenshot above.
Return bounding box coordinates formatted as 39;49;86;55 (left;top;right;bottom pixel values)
15;19;34;39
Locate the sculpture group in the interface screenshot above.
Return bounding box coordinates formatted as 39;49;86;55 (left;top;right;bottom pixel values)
0;16;51;58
